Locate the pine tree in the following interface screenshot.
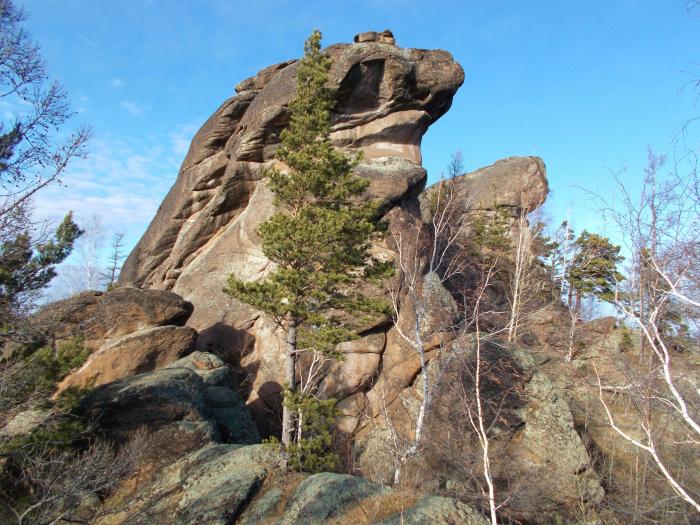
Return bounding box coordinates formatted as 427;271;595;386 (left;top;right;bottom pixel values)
225;30;390;450
0;212;82;320
102;232;125;290
568;230;624;311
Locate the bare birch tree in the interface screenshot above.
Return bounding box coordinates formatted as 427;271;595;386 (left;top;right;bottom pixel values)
465;262;499;524
584;149;700;516
387;177;469;484
505;205;551;343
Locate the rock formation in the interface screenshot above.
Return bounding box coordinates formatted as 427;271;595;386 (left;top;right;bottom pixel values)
16;32;616;522
117;33;474;438
34;288;198;394
116;30;549;434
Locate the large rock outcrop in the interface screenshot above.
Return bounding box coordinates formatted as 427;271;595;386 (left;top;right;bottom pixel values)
14;29;660;524
119;35;464;294
78;350;260;464
116;32;552;439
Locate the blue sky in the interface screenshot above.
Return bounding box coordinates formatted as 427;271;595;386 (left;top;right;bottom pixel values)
18;0;700;257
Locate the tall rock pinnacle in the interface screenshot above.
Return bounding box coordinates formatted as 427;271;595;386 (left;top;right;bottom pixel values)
119;32;465;321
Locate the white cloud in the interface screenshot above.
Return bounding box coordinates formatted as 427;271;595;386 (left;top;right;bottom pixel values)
109;78;125;89
31;123;204;302
120;101;145;116
170;123;199;158
33;134;180;250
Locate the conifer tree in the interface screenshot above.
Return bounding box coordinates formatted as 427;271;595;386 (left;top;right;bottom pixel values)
568;230;624;311
0;212;82;321
225;30;389;449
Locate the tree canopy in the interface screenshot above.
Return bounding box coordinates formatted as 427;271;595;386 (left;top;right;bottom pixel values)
568;230;624;304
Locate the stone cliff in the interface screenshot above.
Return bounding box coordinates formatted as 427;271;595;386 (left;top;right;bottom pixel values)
55;32;607;522
117;31;550;439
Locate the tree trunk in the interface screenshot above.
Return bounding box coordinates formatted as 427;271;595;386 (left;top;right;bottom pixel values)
574;289;581;314
638;259;647;362
281;317;297;447
566;309;578;362
393;308;430;485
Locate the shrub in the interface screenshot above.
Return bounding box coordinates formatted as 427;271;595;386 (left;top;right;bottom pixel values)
617;326;634;353
283;391;340;473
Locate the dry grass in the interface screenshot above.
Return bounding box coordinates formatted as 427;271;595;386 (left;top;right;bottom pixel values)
329;490;419;525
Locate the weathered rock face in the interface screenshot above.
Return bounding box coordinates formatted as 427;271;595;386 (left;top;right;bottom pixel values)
35;288;194;349
56;325;197;393
35;287;197;396
78;351;259;464
119;37;464;293
116;33;553;441
79;367;220;460
426;155;548;214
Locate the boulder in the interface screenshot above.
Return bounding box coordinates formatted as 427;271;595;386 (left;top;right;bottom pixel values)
56;325;197;393
78;367;219;460
34;287;193;348
173;445;272;525
279;472;391;525
419;156;548;218
76;350;260;461
92;444;278;525
354;29;396;45
166;350;232;386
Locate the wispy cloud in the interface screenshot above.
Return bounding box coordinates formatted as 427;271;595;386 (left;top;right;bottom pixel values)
120;101;145;116
109;78;125;88
76;95;89;114
170;123;199;158
76;33;98;48
33;134;183;252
